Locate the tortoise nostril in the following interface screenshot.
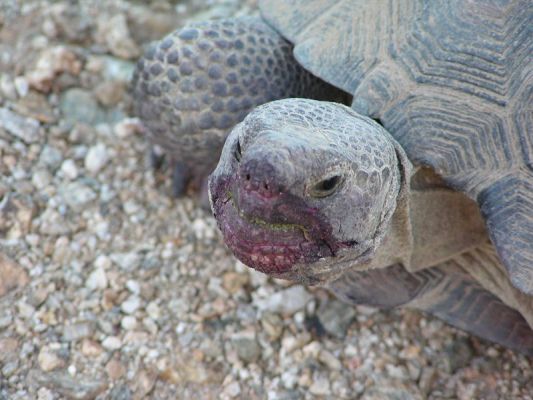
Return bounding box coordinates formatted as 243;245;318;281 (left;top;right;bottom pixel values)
240;159;282;196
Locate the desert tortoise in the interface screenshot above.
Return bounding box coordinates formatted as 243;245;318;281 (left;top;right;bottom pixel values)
133;0;533;354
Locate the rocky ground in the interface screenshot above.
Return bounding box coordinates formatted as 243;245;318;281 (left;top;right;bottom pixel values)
0;1;531;399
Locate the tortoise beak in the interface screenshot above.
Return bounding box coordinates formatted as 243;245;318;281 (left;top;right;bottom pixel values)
209;167;339;276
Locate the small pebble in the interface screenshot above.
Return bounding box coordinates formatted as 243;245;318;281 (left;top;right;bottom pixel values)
86;267;108;290
63;322;95;341
121;295;141;314
81;339;103;357
32;169;53;189
84;143;109;173
255;285;312;315
121;316;137;331
60;159;78;179
309;376;331;396
102;336;122;351
223;381;241;398
106;358;126;380
38;348;64;372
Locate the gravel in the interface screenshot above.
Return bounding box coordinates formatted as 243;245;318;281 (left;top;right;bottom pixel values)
1;0;532;399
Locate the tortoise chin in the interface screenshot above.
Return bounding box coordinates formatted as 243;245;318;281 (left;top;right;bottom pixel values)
209;175;340;277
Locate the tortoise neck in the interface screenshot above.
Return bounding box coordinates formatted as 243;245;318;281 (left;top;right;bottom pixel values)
369;167;488;272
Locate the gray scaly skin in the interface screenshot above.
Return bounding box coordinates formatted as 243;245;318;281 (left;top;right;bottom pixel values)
133;17;533;355
209;98;533;355
132;17;344;195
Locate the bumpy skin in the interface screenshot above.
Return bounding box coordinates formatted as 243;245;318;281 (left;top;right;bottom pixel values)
132;17;343;193
209;99;406;282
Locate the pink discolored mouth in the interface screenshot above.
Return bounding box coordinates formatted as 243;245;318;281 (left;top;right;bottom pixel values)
210;176;344;277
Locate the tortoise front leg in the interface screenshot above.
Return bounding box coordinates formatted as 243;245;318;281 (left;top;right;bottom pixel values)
132;17;344;197
330;258;533;356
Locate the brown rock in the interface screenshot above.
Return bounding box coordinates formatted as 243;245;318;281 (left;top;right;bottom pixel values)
95;14;140;60
12;90;57;123
133;369;157;399
0;254;29;297
25;46;82;93
222;272;249;295
0;337;19;362
81;339;103;357
38;347;65;372
94;81;126;107
0;193;35;240
105;357;126;380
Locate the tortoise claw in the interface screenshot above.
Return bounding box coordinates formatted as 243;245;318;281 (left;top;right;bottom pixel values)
171;162;188;198
150;146;165;170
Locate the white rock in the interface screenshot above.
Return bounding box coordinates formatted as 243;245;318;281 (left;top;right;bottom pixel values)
255;285;313;315
37;387;54;400
60;159;78;180
191;218;214;240
123;200;139;215
110;252;140;270
38;348;64;372
0;74;17;99
14;76;29;97
125;280;140;294
146;302;161;320
102;336;122;350
143;317;158;335
0;107;41;143
224;382;241;398
309;376;331;396
302;341;321;358
248;267;268;287
68;364;77;376
121;316;137;331
84;143;109;173
38;208;74;236
114;118;140;138
59;182;96;210
32;169;53;189
17;302;35;319
319;349;343;370
97;14;140;59
39;145;63;169
121;295;141;314
93;221;110;240
94;255;111;269
86;267;107;290
281;368;298;389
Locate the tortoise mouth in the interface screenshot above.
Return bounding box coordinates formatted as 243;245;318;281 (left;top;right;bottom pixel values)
210;176;338;276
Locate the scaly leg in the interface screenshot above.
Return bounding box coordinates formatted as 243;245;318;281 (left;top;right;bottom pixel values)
132;17;345;196
330;256;533;356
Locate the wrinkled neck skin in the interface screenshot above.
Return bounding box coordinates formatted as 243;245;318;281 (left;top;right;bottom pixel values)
275;164;413;286
364;167;488;273
281;166;489;287
310;166;488;287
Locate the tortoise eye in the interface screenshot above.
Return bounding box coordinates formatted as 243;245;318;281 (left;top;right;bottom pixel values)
310;175;343;198
234;140;242;162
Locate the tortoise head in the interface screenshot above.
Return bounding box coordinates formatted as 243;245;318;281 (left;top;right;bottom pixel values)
209;99;410;284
